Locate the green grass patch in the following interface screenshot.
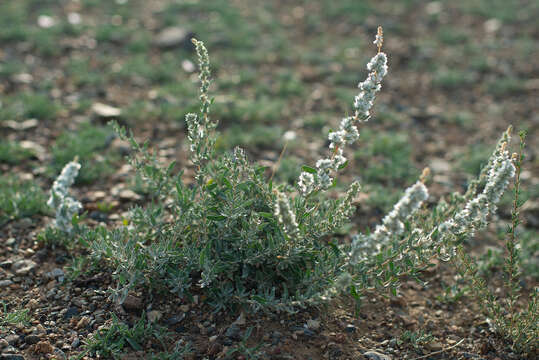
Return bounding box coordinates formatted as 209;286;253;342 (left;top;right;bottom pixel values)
486;77;527;97
213;97;285;125
355;130;419;211
456;143;492;176
217;124;283;152
50;122;117;184
0;93;58;122
0;175;48;225
432;69;476;90
0;302;31;329
457;0;538;23
0;141;35;164
437;26;470;45
355;130;418;185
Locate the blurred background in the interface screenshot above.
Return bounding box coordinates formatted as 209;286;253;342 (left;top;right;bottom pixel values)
0;0;537;230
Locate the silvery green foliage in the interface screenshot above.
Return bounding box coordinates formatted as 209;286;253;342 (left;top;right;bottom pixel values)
47;160;82;233
338;130;515;295
87;31;517;314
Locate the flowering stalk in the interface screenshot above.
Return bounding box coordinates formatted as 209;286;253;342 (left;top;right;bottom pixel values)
298;27;388;196
422;127;515;257
463;127;512;201
454;133;537;353
186;39;218;171
47;160;82;233
349;173;429;265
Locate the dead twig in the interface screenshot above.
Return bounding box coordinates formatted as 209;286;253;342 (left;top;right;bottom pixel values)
410;339;465;360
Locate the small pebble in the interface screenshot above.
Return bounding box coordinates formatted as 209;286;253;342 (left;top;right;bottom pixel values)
53;348;67;360
225;324;241;340
0;280;13;287
63;307;79;320
5;335;20;346
164;314;185;326
363;350;391;360
24;335;40;345
0;260;12;269
344;324;356;333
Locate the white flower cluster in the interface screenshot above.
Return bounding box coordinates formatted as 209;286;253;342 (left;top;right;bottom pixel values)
274;191;299;238
186;113;205;155
354;52;388;121
298;30;389;196
350;180;429;264
436;142;515;244
186;39;218;167
337;181;361;220
47;160;82;233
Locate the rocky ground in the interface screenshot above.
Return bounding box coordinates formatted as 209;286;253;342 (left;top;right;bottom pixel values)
0;0;537;359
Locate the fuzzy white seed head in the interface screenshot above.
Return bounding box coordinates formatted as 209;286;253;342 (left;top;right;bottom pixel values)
298;172;315;195
350;180;429;263
274;191;299;237
48;160;82;233
316;158;334;171
297;28;389;195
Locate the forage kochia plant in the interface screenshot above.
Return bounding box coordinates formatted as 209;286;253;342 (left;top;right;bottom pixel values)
47;160;82;233
408;128;516;261
89;28;518;315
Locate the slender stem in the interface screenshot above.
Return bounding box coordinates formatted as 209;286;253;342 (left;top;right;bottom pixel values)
506;131;525;338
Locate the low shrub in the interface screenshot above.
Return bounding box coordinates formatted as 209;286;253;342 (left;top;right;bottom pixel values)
76;27;536;354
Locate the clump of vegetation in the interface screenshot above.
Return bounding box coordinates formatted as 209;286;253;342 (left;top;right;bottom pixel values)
399;330;435;351
50;122;116;184
0;302;31;330
0;92;58;122
0;141;34;164
77;28;536;355
456;131;538;354
0;175;48;226
79;313;174;360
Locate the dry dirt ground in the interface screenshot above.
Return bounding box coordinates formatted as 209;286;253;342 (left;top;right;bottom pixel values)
0;0;537;359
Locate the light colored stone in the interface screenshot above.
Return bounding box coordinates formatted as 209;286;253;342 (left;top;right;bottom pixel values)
154;27;188;48
426;341;443;351
364;351;391;360
0;280;13;287
92;102;121;117
4;118;38;131
13;259;37;275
